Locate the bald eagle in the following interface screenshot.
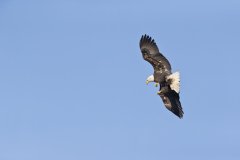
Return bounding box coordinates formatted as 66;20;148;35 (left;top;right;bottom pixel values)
139;35;184;118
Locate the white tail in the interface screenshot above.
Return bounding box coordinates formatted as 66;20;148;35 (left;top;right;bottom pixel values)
167;72;180;93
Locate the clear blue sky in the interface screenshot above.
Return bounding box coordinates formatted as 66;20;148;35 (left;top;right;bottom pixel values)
0;0;240;160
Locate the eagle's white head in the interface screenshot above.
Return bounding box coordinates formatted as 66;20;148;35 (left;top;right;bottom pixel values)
146;75;154;84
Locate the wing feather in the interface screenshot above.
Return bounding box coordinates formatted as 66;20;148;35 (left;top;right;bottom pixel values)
139;34;171;71
159;88;184;118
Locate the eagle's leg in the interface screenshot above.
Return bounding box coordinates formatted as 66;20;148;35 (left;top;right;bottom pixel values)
157;83;163;95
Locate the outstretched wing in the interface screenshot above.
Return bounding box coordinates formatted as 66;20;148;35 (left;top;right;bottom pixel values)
159;88;184;118
139;34;171;71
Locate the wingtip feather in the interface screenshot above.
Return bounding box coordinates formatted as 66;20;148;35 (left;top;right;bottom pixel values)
139;34;156;48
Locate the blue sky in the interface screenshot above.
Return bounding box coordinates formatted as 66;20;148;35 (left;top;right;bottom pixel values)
0;0;240;160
